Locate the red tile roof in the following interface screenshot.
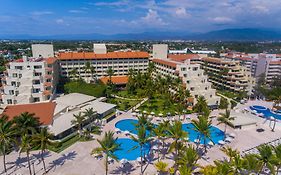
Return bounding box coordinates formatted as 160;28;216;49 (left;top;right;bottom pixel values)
168;54;200;62
58;51;149;60
269;61;281;65
45;57;57;64
2;102;56;125
152;59;177;68
100;76;128;85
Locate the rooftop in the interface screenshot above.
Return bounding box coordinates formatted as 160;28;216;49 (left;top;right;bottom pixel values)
152;58;178;68
57;51;149;60
168;54;200;62
2;102;56;125
100;75;128;85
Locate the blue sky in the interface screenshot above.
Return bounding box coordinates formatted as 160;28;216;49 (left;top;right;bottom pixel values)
0;0;281;35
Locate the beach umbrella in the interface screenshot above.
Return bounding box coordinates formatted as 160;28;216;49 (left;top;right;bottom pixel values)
143;110;147;114
148;115;153;119
270;116;275;121
151;112;155;115
194;139;200;144
218;140;225;145
137;157;142;162
158;113;163;117
152;145;158;150
131;112;137;116
208;141;214;146
225;137;233;142
120;159;128;164
115;128;121;133
135;109;140;112
229;133;236;138
124;130;130;136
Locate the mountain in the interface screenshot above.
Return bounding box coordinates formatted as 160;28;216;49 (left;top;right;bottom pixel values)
0;28;281;41
188;28;281;41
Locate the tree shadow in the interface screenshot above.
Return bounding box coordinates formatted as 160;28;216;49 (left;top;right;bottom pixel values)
32;151;52;166
111;163;136;175
47;151;77;172
5;154;35;175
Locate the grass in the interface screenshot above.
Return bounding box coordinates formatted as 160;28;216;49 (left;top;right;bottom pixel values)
107;97;141;111
138;93;192;116
114;90;142;99
217;90;239;99
64;80;106;97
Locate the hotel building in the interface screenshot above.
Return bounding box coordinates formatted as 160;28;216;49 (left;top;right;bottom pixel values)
152;45;220;107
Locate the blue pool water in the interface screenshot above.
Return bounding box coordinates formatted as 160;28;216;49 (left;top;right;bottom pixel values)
115;119;153;135
182;123;225;144
115;138;150;160
250;105;281;120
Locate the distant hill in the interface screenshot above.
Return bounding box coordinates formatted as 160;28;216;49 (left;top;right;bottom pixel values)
1;28;281;41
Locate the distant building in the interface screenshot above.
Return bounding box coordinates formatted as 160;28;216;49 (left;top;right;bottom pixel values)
32;44;54;58
93;43;107;54
152;44;168;59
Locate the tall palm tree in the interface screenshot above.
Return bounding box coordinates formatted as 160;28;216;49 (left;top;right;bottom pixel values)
152;123;168;160
19;134;33;175
13;112;40;135
106;67;114;85
193;96;210;117
256;145;277;174
242;154;263;174
130;125;152;175
83;108;97;123
92;131;120;175
177;145;199;172
273;144;281;173
191;116;213;153
32;127;54;174
167;121;188;167
217;109;235;139
84;61;91;78
71;112;85;137
199;165;218;175
154;161;168;174
70;68;78;79
0;115;16;174
90;66;96;81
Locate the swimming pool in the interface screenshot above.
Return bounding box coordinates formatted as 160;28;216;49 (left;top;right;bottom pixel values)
250;105;281;120
115;119;153;135
115;138;150;160
182;123;225;144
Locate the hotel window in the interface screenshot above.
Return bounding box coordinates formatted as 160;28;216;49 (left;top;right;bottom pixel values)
190;87;194;91
9;90;14;95
7;99;12;104
12;73;17;78
33;97;40;102
34;65;42;69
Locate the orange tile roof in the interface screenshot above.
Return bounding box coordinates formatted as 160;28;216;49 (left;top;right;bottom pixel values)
57;51;149;60
234;57;252;61
43;90;52;95
152;59;177;68
269;61;281;65
2;102;56;125
100;76;128;85
45;57;57;64
168;54;200;62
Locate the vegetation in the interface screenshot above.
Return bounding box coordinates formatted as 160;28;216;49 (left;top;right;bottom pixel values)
219;97;229;109
217;109;235;138
92;131;121;175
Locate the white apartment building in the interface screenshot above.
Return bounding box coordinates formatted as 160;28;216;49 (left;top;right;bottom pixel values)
58;50;150;81
1;56;59;104
152;45;220;107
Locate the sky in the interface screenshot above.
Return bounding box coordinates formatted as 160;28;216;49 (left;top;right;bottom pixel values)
1;0;281;35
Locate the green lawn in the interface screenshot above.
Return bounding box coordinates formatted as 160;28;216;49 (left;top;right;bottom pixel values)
138;94;192;116
107;97;141;111
114;90;143;99
64;80;106;97
217;90;239;99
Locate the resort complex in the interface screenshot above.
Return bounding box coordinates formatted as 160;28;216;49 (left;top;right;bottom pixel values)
0;43;281;175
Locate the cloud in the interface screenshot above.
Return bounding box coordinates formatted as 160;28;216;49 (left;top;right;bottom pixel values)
92;0;129;6
174;7;190;18
210;17;234;24
69;10;86;14
140;9;167;25
30;11;54;16
55;19;64;24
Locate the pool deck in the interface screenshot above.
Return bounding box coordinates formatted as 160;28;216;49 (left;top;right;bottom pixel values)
1;104;281;175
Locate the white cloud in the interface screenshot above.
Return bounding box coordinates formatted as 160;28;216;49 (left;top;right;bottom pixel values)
174;7;190;18
211;17;234;24
140;9;167;25
69;10;86;14
55;19;64;24
31;11;53;16
93;0;129;6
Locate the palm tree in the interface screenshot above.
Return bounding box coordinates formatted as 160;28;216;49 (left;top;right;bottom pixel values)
152;123;168;160
217;109;235;139
130;125;152;175
84;61;91;77
106;67;114;85
154;161;168;174
242;154;263;174
0;115;16;174
90;66;96;81
13;112;40;135
273;144;281;173
199;165;218;175
71;112;85;137
92;131;120;175
191;116;213;153
32;127;54;174
70;68;78;79
193;96;210;117
83;108;97;123
256;145;277;174
177;145;199;172
167;121;188;167
19;134;33;175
